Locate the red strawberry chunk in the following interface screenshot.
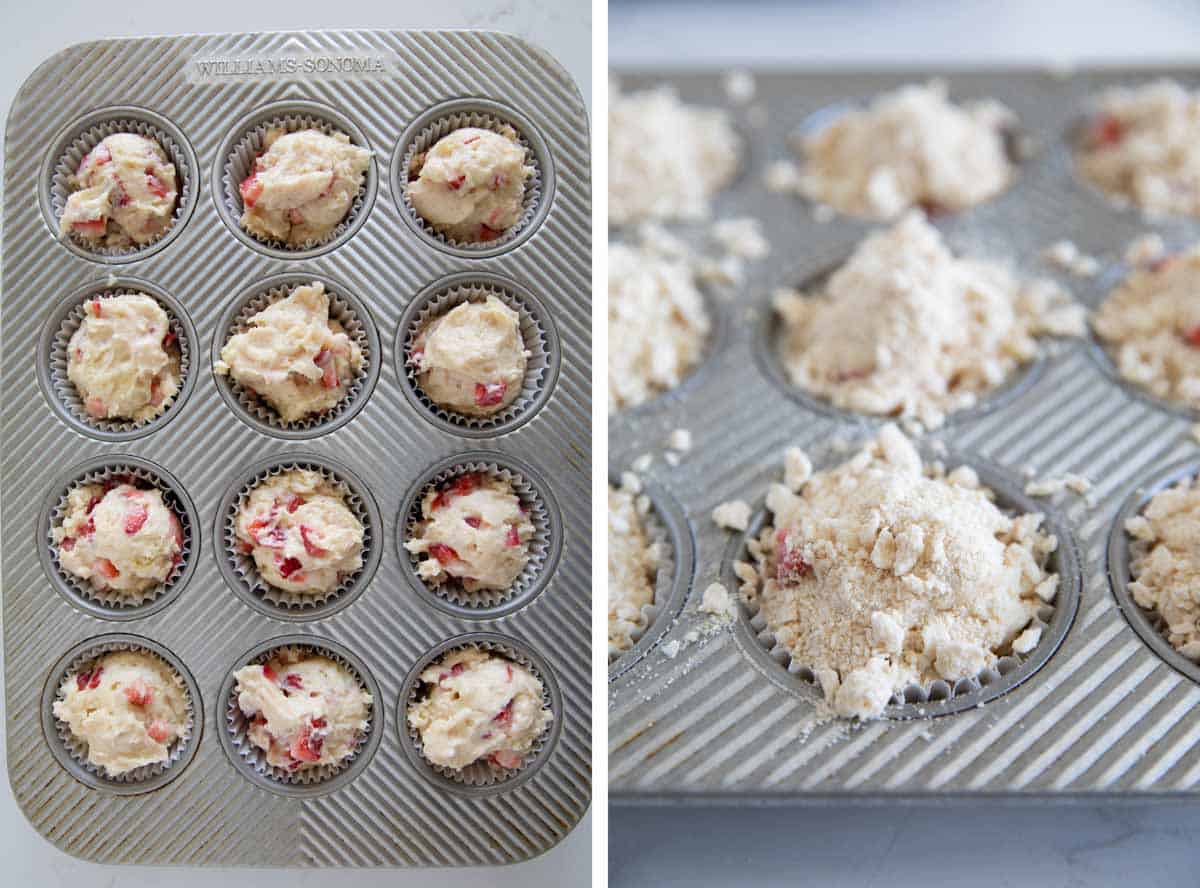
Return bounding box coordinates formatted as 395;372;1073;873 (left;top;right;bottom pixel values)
774;529;812;581
478;224;502;242
493;699;513;723
73;219;107;236
429;543;459;565
312;717;327;728
168;511;184;549
451;663;465;677
314;348;338;388
123;679;154;706
290;724;323;762
88;667;103;690
490;749;523;769
162;330;176;348
474;381;508;407
288;208;305;225
447;174;466;190
85;397;106;418
145;170;170;199
432;473;482;509
60;536;76;552
85;494;103;514
278;556;304;578
149;377;165;407
1091;113;1124;148
505;525;521;547
79;143;111;175
75;671;92;691
464;515;482;529
115;183;131;207
491;173;507;190
146;719;171;744
124;503;149;535
88;299;102;318
283;494;305;513
262;664;279;683
407;346;424;368
462;135;479;145
82;516;96;537
1185;325;1200;347
95;558;119;579
506;664;513;682
239;173;263;207
283;673;303;690
300;525;327;557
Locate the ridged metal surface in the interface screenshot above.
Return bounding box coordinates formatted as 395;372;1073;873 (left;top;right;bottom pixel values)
3;30;590;865
609;67;1200;799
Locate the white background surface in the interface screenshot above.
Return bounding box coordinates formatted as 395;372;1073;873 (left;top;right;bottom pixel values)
0;1;591;885
609;1;1200;886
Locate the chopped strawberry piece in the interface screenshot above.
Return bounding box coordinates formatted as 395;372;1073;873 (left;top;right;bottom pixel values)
85;397;106;418
162;330;176;348
149;376;165;407
78;144;111;175
123;679;154;706
774;529;812;581
1186;325;1200;347
278;556;303;578
314;348;338;388
432;473;481;509
239;540;254;554
505;525;521;547
429;543;459;564
115;183;131;207
75;670;91;691
60;536;76;552
289;724;323;762
168;511;184;548
462;135;479;145
288;208;305;225
474;381;507;407
239;172;263;207
146;719;171;743
145;170;170;199
73;219;107;237
82;516;96;537
407;347;424;368
95;558;119;579
447;174;466;190
312;717;327;729
88;299;102;318
506;664;513;682
283;494;305;513
283;673;303;690
493;699;513;723
490;749;523;769
88;667;103;690
262;664;278;683
451;663;465;677
1090;113;1124;148
300;525;327;557
464;515;482;529
491;173;507;190
478;224;502;242
124;503;149;535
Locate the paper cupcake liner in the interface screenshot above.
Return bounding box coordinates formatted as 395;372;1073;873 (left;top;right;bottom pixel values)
223;641;376;789
397;106;544;252
49;638;197;787
214;277;378;436
608;484;675;664
402;459;554;611
48;284;192;438
402;638;556;789
45;461;196;615
219;458;378;618
48;111;194;260
401;280;553;434
219;106;374;256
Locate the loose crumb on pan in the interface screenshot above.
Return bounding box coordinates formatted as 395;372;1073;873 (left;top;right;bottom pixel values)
1025;473;1093;498
1042;240;1101;278
723;69;756;105
668;428;692;453
712;500;752;532
700;582;736;622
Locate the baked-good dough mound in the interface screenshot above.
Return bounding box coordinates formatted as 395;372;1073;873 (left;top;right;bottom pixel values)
609;240;711;411
406;127;532;243
412;296;527;416
67;293;181;423
234;469;364;596
52;482;183;595
1075;80;1200;217
59;133;178;247
215;282;364;423
798;80;1015;220
407;648;551;770
608;485;658;655
774;212;1084;430
233;649;371;770
404;472;534;594
52;650;188;775
743;425;1056;720
1093;245;1200;409
238;128;371;246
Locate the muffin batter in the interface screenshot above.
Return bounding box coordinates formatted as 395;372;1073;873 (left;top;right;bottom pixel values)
405;472;534;593
1075;80;1200;217
407;648;552;770
407;127;532;243
797;80;1015;219
238;128;371;246
234;469;364;596
1093;243;1200;409
411;296;527;416
609;484;658;656
741;425;1055;720
233;649;371;770
59;133;178;247
53;481;183;596
774;212;1085;430
215;282;363;423
67;293;181;423
53;650;189;776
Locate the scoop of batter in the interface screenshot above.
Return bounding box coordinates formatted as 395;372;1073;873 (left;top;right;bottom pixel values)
233;649;371;770
215;282;364;423
60;133;178;247
67;293;181;423
52;482;183;596
238;128;371;246
404;472;534;593
234;470;364;596
407;127;532;243
411;296;527;416
609;485;658;655
407;648;551;770
53;650;189;776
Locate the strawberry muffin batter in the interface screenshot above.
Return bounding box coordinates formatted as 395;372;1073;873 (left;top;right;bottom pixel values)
215;282;363;423
233;649;371;770
407;127;531;243
608;484;658;656
1094;244;1200;409
405;472;534;594
67;293;181;424
234;469;364;596
52;480;183;596
53;650;189;776
238;128;371;246
1075;80;1200;217
410;296;528;416
59;133;178;247
407;648;552;771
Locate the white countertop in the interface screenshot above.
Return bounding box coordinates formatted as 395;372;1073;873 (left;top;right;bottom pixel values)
0;1;590;883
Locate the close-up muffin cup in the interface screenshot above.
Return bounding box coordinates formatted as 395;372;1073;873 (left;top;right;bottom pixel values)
42;634;202;795
398;633;562;796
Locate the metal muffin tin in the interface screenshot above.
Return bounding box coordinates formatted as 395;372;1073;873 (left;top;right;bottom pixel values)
610;67;1200;800
3;30;590;866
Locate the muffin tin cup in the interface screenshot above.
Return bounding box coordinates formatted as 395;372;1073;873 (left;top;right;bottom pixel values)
217;635;383;797
397;453;563;619
211;273;381;439
42;634;202;794
608;475;694;679
398;633;562;796
392;98;555;258
40;106;198;263
39;277;198;442
722;440;1081;719
213;100;377;260
37;456;200;620
214;454;382;622
395;272;561;437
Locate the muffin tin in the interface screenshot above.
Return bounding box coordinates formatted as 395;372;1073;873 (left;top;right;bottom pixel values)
609;67;1200;800
3;30;590;866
